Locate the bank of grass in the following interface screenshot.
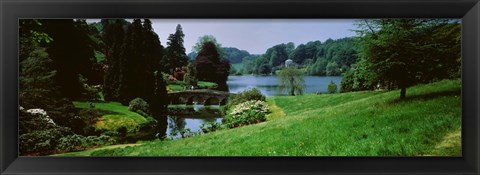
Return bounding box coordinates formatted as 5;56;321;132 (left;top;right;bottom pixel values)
167;81;217;92
64;79;461;156
73;101;148;132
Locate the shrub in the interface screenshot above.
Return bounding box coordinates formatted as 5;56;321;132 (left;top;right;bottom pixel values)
327;80;338;94
128;98;150;114
227;88;266;109
85;135;116;146
223;100;270;128
19;126;71;155
56;134;87;152
200;122;223;134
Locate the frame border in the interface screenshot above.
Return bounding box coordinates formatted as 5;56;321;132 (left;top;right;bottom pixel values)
1;0;479;174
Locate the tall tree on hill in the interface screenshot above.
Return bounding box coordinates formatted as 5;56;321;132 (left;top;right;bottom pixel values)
354;19;461;99
103;19;126;101
160;24;188;73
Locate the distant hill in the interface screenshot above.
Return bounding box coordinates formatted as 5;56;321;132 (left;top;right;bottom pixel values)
188;47;251;64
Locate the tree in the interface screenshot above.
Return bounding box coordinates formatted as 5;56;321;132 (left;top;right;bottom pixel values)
19;20;83;133
160;24;189;73
194;41;230;91
151;71;168;114
354;19;460;99
327;80;338;94
183;62;198;88
265;44;289;67
102;19;166;106
192;35;224;54
326;62;340;76
278;67;305;96
42;19;98;100
222;47;250;64
103;19;126;101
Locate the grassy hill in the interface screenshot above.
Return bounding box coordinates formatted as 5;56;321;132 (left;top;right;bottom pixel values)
59;79;461;156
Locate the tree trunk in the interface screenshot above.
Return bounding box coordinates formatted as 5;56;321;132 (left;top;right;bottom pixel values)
400;87;406;99
289;77;295;96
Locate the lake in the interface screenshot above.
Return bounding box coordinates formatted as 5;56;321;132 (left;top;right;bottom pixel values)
227;75;343;96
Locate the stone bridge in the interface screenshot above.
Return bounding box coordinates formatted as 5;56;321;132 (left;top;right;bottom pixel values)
168;89;234;105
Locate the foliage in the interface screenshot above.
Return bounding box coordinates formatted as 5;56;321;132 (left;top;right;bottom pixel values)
222;47;251;64
19;108;73;155
192;35;224;55
160;24;188;73
73;101;151;133
327;80;338;94
265;43;289;67
223;100;270;128
183;62;198;88
55;134;117;153
199;122;223;134
349;19;461;99
227;88;266;109
19;127;72;155
193;41;231;90
102;19;167;106
128;98;150;114
18;43;85;134
40;19;101;100
56;134;88;152
278;67;305;96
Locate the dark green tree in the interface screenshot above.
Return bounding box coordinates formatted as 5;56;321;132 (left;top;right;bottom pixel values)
161;24;189;73
354;19;461;99
103;19;126;101
194;41;231;91
42;19;98;100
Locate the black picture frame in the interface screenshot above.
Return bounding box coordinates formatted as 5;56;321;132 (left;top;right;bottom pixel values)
1;0;479;174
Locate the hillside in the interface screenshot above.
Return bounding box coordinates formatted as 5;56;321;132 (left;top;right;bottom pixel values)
58;79;461;156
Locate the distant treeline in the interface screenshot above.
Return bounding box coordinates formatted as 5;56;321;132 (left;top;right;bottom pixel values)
188;38;358;76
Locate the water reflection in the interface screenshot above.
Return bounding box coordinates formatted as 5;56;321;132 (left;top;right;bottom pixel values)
163;104;224;139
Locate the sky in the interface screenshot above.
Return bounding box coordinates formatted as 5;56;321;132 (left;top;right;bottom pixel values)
86;19;357;55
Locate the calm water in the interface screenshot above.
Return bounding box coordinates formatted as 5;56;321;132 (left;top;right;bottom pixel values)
165;105;223;139
156;75;343;139
227;75;343;96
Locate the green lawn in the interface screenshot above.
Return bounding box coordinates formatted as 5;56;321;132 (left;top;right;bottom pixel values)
73;101;148;133
63;79;461;156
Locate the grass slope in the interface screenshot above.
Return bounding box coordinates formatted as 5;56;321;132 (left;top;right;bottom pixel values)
74;101;148;132
64;80;461;156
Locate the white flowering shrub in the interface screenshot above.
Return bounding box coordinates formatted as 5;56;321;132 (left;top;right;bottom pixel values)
25;108;56;125
223;100;270;128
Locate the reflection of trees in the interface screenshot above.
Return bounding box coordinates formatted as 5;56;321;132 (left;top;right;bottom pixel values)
168;116;186;134
201;117;216;123
153;114;168;140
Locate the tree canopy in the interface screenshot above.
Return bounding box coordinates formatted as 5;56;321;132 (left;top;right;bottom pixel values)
278;67;305;96
341;19;461;99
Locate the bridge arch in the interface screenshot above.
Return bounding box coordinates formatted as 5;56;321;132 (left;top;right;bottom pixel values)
168;89;234;106
186;95;201;105
204;97;220;105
